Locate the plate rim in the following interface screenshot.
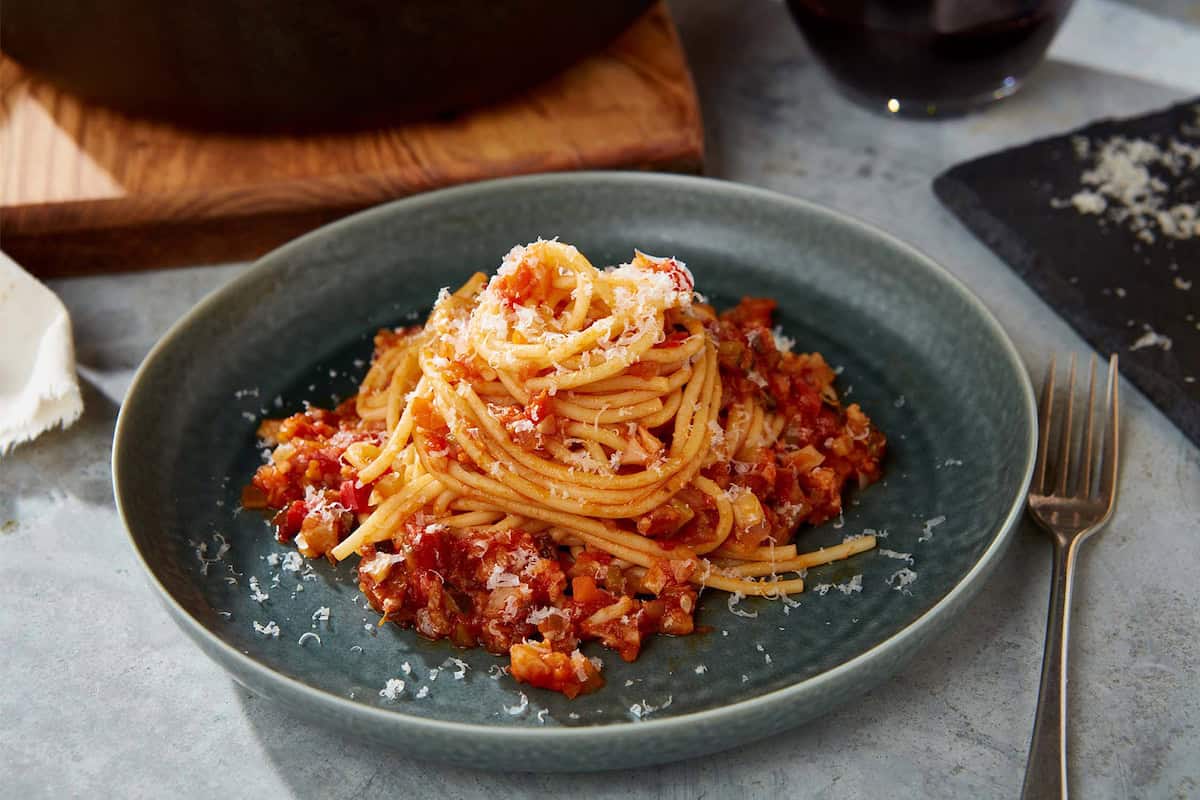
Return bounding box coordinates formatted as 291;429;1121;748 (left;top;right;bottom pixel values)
112;170;1037;745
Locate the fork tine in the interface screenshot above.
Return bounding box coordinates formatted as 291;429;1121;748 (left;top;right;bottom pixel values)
1035;356;1057;494
1079;355;1098;497
1100;354;1120;506
1055;354;1077;496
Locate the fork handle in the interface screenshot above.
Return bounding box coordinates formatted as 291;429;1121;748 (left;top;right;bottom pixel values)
1021;537;1080;800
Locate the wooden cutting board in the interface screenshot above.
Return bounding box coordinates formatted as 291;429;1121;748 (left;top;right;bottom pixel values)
0;4;702;278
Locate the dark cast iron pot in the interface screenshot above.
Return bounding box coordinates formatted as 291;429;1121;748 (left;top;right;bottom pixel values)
2;0;655;130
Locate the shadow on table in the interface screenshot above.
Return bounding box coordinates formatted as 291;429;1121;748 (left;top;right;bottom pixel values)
0;378;119;508
235;520;1064;799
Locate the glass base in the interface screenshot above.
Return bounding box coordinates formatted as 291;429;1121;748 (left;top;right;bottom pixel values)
831;76;1025;119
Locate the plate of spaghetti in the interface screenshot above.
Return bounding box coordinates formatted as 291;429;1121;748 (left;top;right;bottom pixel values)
114;172;1036;771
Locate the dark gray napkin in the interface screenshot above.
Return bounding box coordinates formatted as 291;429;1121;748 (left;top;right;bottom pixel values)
934;98;1200;448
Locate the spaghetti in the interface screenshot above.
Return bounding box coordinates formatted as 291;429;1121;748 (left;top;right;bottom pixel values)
245;241;886;696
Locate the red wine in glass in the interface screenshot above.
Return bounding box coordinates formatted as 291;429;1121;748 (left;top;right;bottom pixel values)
786;0;1076;117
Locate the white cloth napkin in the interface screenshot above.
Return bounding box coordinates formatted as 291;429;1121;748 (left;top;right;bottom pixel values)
0;251;83;454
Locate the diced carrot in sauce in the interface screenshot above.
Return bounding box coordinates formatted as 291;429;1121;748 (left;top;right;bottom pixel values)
509;641;604;698
494;260;553;306
571;575;602;604
410;396;445;431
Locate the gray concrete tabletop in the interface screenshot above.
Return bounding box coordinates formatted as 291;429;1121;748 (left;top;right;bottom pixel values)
3;1;1198;797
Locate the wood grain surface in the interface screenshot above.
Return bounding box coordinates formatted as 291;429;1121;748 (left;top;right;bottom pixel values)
0;3;702;277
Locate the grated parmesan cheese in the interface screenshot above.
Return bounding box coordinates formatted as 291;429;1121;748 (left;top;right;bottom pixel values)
1053;131;1200;243
1130;326;1173;352
191;534;230;576
708;419;726;450
504;693;529;716
918;515;946;543
486;564;522;589
253;620;280;638
888;568;919;593
629;695;673;720
379;678;405;700
771;325;795;353
1069;191;1107;214
248;576;269;603
280;551;304;573
812;574;863;596
526;606;565;625
878;548;914;563
727;592;758;618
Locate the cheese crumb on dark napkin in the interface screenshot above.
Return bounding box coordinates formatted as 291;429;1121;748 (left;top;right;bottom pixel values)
934;98;1200;448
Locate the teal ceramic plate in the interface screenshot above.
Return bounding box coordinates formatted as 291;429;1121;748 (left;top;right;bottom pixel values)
113;173;1036;771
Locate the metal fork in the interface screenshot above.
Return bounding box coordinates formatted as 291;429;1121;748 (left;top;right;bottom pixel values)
1021;354;1120;800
